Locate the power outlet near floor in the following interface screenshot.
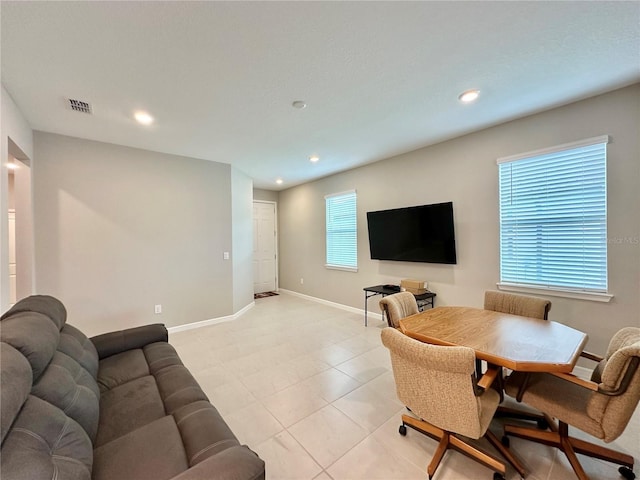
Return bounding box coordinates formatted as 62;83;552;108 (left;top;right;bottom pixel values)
154;304;162;314
300;278;304;285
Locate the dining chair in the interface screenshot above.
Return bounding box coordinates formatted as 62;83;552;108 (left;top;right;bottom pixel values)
484;290;551;320
379;292;419;328
484;290;553;425
381;327;525;480
503;327;640;480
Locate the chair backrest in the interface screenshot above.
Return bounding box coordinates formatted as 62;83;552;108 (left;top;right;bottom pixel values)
484;290;551;320
586;327;640;442
381;327;499;439
379;292;419;328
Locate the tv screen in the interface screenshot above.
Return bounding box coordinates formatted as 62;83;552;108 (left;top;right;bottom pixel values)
366;202;457;264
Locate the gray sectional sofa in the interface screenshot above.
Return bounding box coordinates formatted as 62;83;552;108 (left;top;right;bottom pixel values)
0;295;265;480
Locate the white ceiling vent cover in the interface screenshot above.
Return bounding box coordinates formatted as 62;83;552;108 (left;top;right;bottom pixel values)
67;99;92;114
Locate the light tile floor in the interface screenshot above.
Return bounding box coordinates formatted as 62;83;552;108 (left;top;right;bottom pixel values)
170;292;640;480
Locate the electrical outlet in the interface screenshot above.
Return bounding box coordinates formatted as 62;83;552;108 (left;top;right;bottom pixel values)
223;251;230;260
300;278;304;285
154;304;162;314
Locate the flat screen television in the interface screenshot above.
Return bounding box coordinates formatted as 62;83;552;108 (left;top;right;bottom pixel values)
366;202;457;264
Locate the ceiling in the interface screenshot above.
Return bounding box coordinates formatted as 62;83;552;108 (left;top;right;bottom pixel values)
2;1;639;190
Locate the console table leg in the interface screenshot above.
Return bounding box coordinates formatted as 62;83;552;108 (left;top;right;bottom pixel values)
364;292;368;327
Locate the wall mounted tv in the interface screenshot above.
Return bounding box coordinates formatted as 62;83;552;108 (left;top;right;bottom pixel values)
366;202;457;264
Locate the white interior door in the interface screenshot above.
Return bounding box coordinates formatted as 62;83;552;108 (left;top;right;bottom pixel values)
253;202;277;294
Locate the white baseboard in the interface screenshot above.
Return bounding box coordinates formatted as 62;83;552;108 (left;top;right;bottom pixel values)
167;301;256;334
270;291;597;378
278;288;383;322
168;287;382;334
169;293;595;380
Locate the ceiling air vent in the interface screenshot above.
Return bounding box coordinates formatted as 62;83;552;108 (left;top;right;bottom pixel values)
67;98;92;114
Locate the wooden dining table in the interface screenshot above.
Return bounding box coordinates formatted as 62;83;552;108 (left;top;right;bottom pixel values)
399;306;588;373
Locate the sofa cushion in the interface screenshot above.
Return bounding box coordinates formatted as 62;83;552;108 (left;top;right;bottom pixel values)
93;415;189;480
95;375;166;446
143;342;210;415
173;400;240;466
145;341;185;374
31;350;101;442
0;343;33;444
0;312;60;382
170;446;265;480
155;364;210;414
97;348;150;392
1;395;93;480
95;342;211;446
60;324;100;379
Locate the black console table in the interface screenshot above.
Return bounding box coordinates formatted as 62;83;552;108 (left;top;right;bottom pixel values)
363;285;436;326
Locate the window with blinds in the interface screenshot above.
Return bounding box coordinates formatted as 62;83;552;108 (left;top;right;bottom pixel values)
498;136;608;293
325;190;357;271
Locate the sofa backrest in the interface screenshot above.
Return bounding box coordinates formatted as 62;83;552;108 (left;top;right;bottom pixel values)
1;295;100;478
0;342;32;444
1;393;94;479
0;294;68;326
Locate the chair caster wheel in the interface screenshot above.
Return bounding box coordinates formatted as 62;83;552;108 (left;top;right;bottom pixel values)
501;435;510;447
619;466;636;480
399;424;407;436
537;418;549;430
493;473;505;480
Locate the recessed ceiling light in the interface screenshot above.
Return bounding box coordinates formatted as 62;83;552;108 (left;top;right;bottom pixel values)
458;89;480;103
292;100;307;109
7;162;18;170
134;111;154;125
309;155;320;163
276;178;283;185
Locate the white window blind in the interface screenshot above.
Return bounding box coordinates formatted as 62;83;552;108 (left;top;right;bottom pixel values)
498;136;608;293
325;190;357;270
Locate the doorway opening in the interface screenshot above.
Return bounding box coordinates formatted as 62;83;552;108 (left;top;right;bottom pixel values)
3;138;33;310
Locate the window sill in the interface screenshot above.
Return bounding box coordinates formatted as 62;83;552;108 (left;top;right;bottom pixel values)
497;283;613;303
325;264;358;273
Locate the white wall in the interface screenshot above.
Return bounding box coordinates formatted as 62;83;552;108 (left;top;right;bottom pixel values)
278;84;640;355
33;131;240;335
232;168;255;312
253;188;279;203
0;84;34;312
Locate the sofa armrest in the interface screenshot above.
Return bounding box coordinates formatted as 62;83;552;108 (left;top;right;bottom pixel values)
90;324;168;359
170;445;265;480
